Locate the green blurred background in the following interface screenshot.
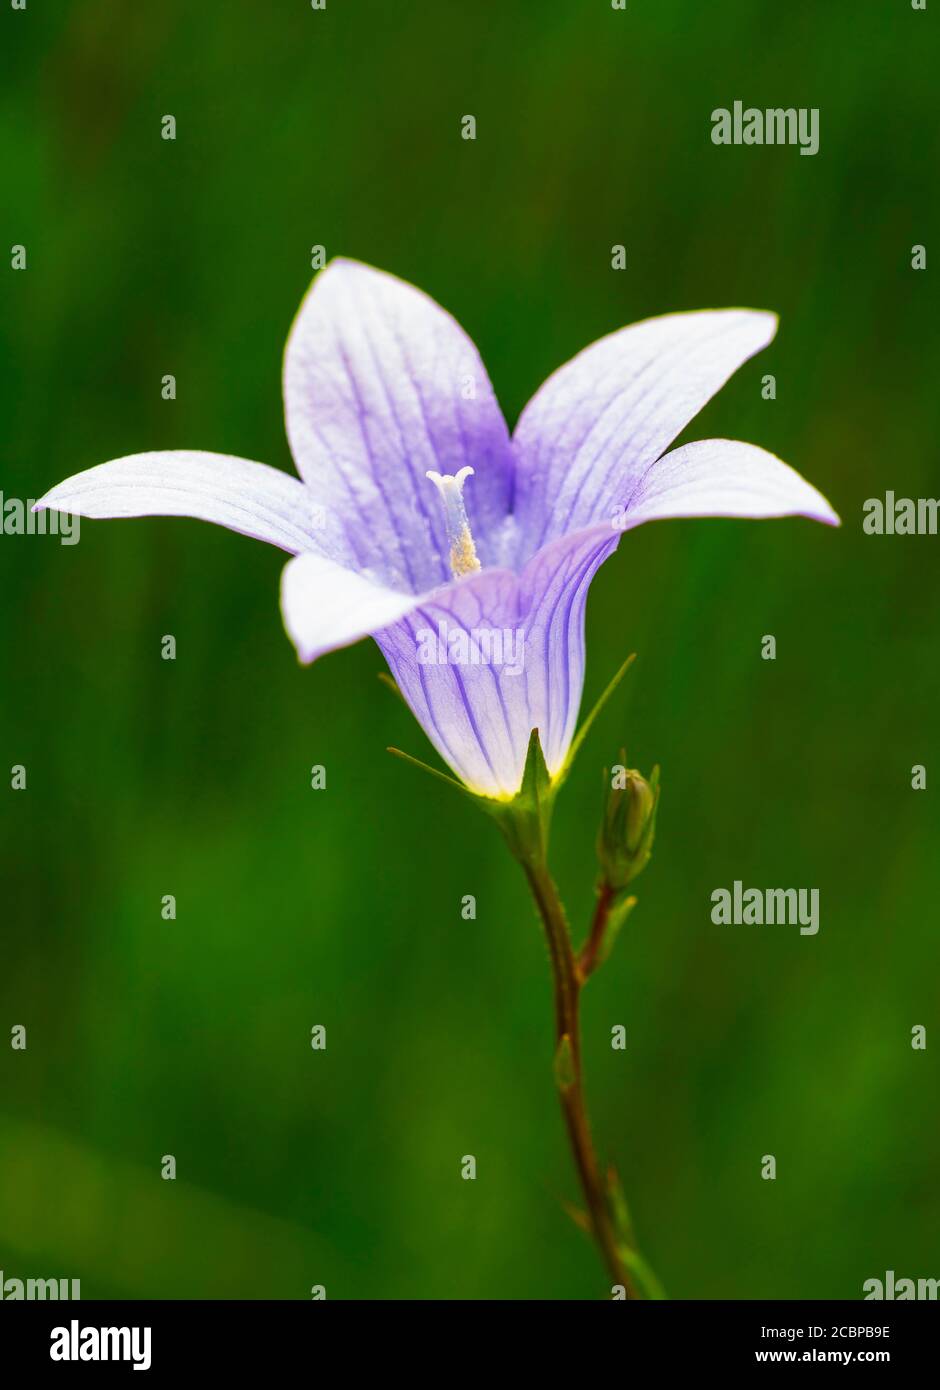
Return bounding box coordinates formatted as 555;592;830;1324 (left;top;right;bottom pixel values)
2;0;938;1300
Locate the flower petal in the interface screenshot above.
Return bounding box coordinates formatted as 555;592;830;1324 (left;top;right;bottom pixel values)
619;439;840;530
374;525;619;798
283;258;514;593
370;432;837;798
512;308;778;557
34;451;328;555
281;552;418;663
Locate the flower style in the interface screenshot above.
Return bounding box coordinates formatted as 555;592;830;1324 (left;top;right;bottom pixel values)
36;259;838;798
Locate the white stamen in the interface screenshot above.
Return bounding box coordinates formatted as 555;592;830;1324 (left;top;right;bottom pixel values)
426;466;482;578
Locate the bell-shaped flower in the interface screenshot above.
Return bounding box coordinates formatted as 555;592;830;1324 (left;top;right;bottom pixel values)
36;260;838;798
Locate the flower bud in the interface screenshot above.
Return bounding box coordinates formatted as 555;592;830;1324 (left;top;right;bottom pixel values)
597;761;659;889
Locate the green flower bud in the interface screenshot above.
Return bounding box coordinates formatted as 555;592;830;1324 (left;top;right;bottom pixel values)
597;760;659;889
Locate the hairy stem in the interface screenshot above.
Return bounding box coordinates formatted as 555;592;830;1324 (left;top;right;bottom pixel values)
523;861;641;1298
578;879;616;981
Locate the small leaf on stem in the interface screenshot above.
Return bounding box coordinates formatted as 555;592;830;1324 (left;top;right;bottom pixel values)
598;894;637;965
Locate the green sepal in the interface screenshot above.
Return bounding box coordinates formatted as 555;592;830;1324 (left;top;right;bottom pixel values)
555;652;636;792
386;746;474;800
386;653;636;860
490;727;556;866
377;671;407;705
390;727;557;869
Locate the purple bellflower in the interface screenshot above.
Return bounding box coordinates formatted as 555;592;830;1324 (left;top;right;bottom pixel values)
36;260;838;798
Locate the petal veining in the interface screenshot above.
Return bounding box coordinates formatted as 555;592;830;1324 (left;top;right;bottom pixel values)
283;259;514;591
